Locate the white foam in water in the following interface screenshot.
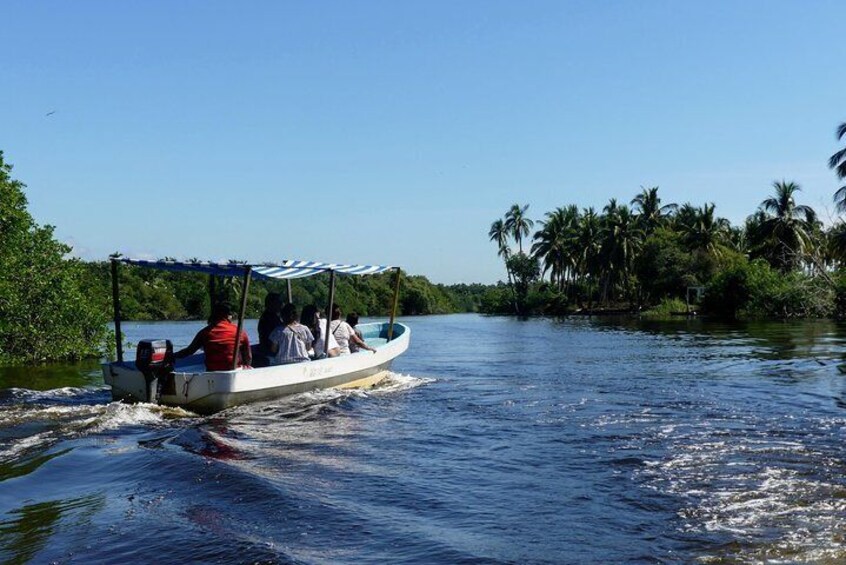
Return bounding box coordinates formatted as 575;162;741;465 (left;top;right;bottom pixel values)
5;386;105;402
370;372;435;394
0;431;54;462
0;396;198;464
636;423;846;562
276;371;433;403
90;402;166;431
96;402;199;430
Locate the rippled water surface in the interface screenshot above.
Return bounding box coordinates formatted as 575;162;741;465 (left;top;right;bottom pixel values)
3;315;846;563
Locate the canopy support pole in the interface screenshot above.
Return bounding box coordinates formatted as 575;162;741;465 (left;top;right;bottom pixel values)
232;266;252;370
286;279;292;304
387;267;401;342
110;259;123;362
208;275;217;320
324;270;336;356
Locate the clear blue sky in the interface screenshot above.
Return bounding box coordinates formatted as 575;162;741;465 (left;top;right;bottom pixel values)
1;1;843;283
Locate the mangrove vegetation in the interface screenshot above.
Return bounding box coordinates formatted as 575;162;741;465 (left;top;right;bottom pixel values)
0;152;110;363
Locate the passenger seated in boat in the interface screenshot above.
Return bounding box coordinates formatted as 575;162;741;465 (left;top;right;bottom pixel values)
175;302;252;371
269;303;314;364
330;306;376;355
255;292;283;367
301;304;340;359
346;312;363;353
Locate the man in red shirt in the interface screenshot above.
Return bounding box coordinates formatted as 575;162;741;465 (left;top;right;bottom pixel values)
175;302;251;371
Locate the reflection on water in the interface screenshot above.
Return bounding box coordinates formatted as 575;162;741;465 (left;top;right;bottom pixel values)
0;494;105;565
0;360;102;391
1;315;846;562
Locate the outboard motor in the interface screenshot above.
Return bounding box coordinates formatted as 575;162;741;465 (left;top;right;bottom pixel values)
136;339;174;403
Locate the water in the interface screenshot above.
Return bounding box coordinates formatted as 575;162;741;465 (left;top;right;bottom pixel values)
3;315;846;563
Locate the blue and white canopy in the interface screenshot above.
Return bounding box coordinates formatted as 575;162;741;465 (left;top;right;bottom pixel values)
120;258;394;280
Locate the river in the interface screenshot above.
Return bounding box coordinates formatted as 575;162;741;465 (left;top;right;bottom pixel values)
2;314;846;563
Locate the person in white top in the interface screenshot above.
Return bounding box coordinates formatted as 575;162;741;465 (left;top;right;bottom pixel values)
300;304;340;358
330;305;376;355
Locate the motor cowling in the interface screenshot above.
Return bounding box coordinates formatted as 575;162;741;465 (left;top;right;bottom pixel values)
136;339;174;402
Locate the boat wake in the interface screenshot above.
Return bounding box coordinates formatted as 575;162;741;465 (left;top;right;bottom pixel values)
0;386;198;464
166;371;435;463
0;372;431;469
634;415;846;563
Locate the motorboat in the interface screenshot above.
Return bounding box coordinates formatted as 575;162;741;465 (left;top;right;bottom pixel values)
101;258;410;414
103;321;410;414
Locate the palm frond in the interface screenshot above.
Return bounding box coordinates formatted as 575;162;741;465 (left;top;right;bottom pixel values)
828;147;846;175
834;186;846;213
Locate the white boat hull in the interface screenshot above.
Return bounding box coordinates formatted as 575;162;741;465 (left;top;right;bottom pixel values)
102;322;410;414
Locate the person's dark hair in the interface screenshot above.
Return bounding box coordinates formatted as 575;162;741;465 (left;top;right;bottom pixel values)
331;305;342;320
264;292;282;311
300;304;319;327
281;303;298;325
210;302;232;322
346;312;359;327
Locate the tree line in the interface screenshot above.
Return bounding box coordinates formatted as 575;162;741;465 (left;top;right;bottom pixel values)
85;261;487;322
485;122;846;318
0;151;488;363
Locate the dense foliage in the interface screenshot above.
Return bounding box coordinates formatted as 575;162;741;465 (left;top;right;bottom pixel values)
486;160;846;319
0;153;110;363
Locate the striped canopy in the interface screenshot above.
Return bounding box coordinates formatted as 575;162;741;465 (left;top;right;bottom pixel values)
120;258;394;280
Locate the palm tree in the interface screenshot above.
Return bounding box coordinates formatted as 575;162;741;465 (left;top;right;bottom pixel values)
488;219;510;259
827;222;846;266
531;206;578;290
603;198;619;217
673;203;699;233
631;186;677;235
575;207;602;307
678;203;730;257
599;203;642;303
726;226;747;254
504;204;534;254
753;181;818;272
489;218;518;313
828;122;846;212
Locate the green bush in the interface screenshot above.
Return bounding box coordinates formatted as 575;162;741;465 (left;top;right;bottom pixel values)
479;284;515;314
506;253;540;315
642;297;689;318
0;153;110;362
704;256;833;319
635;229;695;304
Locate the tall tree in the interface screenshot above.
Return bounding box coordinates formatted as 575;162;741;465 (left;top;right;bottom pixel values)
575;207;602;307
504;204;534;254
599;203;642;303
828;122;846;212
488;218;518;313
752;181;818;272
677;203;730;257
631;186;677;235
531;205;578;290
488;218;510;258
827;222;846;266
